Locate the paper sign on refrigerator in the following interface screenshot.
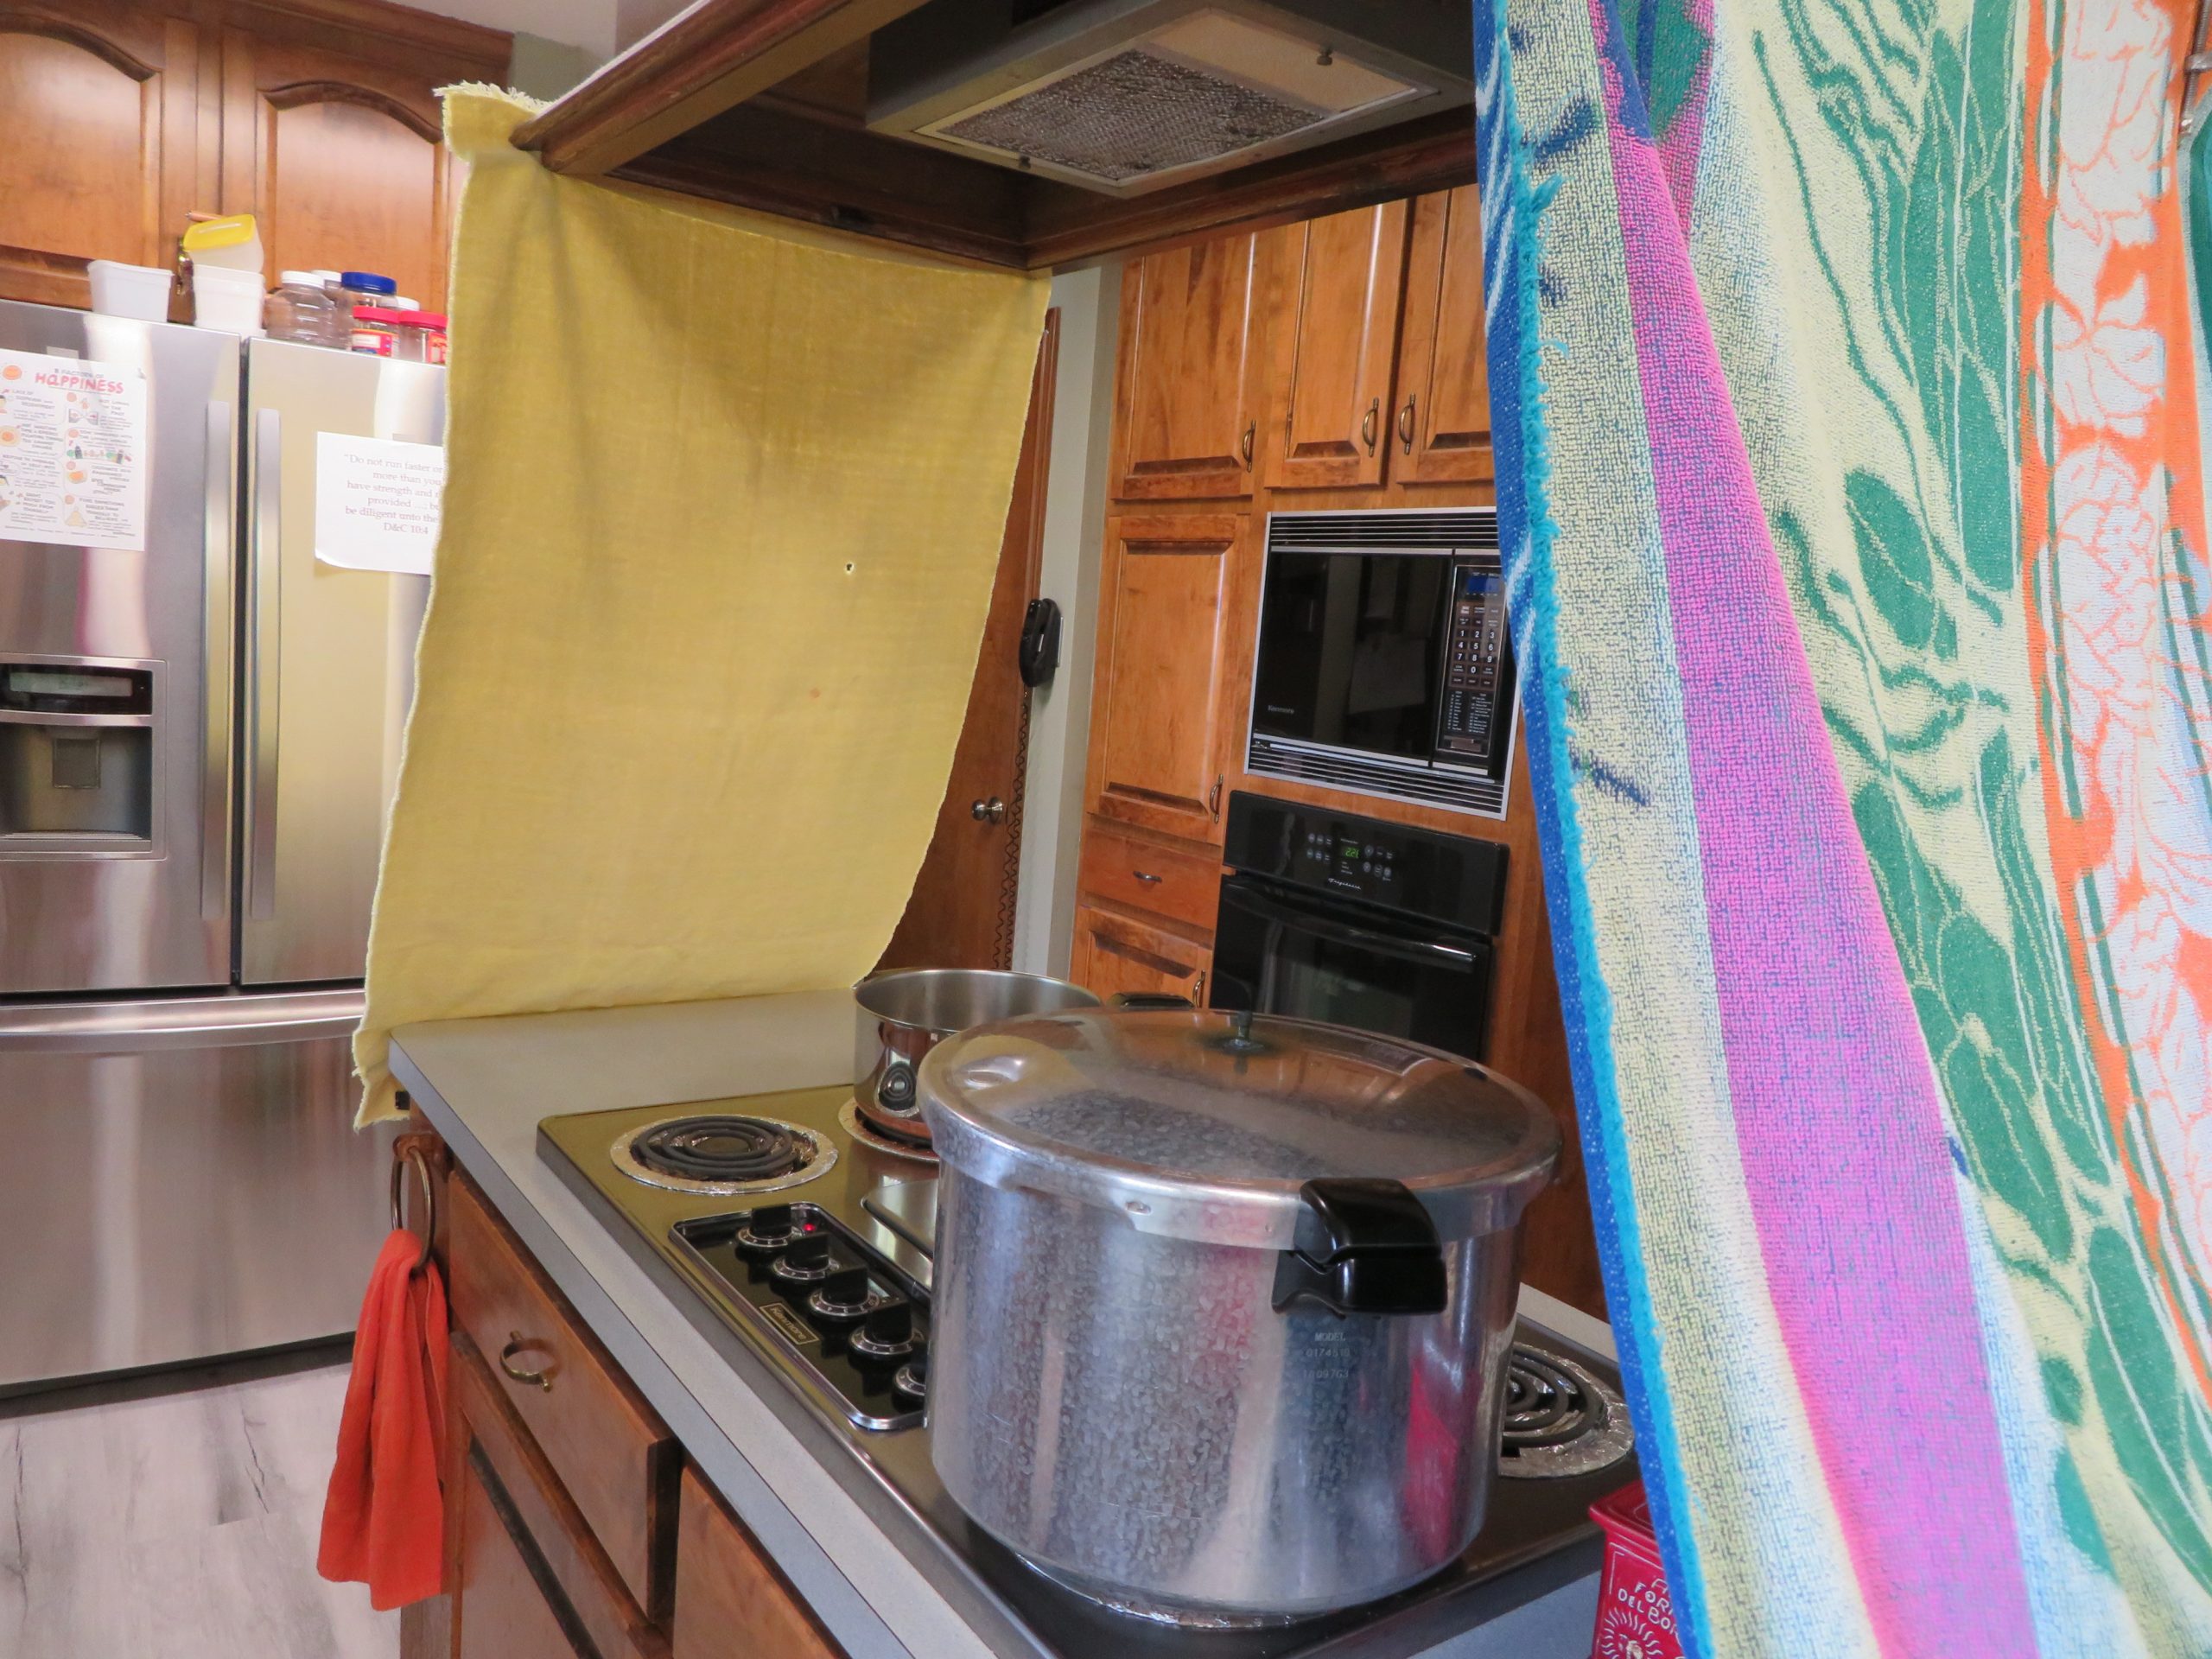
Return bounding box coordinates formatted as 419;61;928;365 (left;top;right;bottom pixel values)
315;433;444;575
0;347;149;552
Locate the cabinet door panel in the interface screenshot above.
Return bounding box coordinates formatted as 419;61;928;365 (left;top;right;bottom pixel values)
454;1450;589;1659
674;1466;842;1659
1085;514;1243;843
1262;201;1408;491
1068;904;1208;1006
224;34;455;310
1395;187;1494;486
0;9;200;308
1109;236;1257;499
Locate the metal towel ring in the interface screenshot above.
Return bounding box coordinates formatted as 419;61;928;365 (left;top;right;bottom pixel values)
390;1145;435;1274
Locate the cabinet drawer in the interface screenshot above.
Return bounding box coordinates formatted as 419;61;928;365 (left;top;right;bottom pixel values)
448;1175;677;1622
1077;825;1221;934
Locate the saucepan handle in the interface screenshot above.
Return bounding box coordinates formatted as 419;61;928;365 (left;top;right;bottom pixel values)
1109;993;1193;1011
874;1056;918;1115
1270;1178;1448;1318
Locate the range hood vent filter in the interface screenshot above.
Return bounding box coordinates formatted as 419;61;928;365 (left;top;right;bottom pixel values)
938;47;1321;184
870;1;1471;197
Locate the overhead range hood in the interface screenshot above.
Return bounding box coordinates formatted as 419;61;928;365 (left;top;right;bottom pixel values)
867;0;1473;197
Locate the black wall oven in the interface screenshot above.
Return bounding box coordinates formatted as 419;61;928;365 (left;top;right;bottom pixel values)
1245;508;1515;818
1209;791;1505;1062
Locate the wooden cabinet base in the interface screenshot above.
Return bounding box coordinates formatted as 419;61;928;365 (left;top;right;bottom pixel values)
674;1466;845;1659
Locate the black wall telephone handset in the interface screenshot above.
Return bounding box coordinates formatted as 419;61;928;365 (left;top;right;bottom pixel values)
1018;597;1060;689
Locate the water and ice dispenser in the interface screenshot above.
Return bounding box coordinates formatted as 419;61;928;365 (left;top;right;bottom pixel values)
0;660;156;843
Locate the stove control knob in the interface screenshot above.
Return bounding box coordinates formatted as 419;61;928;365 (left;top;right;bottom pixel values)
893;1354;928;1403
806;1265;874;1321
735;1204;795;1252
772;1234;833;1282
851;1300;913;1359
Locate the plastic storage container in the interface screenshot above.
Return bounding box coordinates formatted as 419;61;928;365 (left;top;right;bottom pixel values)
86;261;172;321
1588;1483;1683;1659
181;214;263;273
335;270;397;311
412;311;448;364
347;305;407;357
191;265;265;336
264;270;344;346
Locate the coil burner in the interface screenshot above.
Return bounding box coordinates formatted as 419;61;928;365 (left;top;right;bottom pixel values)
1497;1342;1635;1480
610;1114;834;1196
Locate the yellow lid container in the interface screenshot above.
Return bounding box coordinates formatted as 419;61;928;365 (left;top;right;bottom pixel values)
181;214;264;273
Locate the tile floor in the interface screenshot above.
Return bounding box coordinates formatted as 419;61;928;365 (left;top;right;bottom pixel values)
0;1344;395;1659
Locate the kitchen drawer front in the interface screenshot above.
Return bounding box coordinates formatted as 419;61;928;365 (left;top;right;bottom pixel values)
448;1173;678;1622
450;1332;670;1659
1077;823;1222;934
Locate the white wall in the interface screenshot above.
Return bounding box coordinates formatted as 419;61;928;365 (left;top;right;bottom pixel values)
410;0;619;61
1010;264;1121;979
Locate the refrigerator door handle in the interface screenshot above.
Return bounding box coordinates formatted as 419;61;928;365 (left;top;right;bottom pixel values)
247;407;282;921
201;400;234;919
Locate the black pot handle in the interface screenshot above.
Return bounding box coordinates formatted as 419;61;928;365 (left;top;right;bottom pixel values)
1110;993;1193;1010
874;1057;918;1114
1270;1179;1447;1319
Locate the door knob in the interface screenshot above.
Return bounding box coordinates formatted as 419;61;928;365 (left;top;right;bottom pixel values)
971;798;1007;823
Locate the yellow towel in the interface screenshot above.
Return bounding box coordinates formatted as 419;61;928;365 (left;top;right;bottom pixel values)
353;88;1050;1122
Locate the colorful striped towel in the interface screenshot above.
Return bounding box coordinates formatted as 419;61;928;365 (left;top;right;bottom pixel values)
1476;0;2212;1652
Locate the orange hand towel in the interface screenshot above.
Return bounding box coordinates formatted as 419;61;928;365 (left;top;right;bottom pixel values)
318;1228;450;1609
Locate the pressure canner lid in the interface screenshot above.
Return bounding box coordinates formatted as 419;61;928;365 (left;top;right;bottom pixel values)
917;1008;1560;1247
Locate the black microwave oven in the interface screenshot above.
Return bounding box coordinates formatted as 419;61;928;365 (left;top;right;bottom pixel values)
1244;509;1516;817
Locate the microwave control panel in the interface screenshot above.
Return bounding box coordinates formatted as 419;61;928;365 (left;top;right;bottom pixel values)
1437;566;1511;770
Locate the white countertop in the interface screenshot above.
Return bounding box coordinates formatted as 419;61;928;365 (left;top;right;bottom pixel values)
391;989;1608;1659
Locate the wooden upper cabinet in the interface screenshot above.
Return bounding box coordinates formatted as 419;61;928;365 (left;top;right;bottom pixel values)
220;30;461;310
1084;513;1247;844
0;5;204;309
1109;235;1260;500
1393;186;1494;486
1260;200;1409;491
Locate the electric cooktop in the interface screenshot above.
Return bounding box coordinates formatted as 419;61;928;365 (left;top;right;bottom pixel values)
539;1088;1637;1658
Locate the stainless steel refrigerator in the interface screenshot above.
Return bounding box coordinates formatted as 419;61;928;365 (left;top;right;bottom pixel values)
0;301;440;1389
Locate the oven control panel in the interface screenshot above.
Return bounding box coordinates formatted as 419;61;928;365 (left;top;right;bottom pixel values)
1224;792;1507;934
1437;566;1510;768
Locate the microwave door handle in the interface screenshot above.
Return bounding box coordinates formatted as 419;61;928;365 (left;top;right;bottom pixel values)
1221;881;1477;968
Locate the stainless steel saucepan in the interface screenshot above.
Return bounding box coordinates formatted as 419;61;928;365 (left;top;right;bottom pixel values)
850;969;1099;1147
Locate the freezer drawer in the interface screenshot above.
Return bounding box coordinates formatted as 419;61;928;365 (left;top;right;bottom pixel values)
0;989;397;1389
242;338;442;985
0;302;238;995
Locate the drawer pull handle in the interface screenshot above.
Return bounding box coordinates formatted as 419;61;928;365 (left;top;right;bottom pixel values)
499;1332;555;1392
1132;870;1162;884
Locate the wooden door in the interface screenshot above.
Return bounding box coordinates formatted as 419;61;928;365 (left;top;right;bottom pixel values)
219;29;471;311
0;3;207;310
1108;234;1259;500
878;315;1057;972
1084;513;1246;844
453;1450;588;1659
1393;187;1495;486
1261;201;1409;491
673;1467;843;1659
1067;904;1207;1006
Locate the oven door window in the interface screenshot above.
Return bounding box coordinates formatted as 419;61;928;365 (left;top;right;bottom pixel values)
1209;875;1492;1061
1249;552;1452;762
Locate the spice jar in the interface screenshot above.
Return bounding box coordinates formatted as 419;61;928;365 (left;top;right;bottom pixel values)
348;304;406;357
405;311;448;365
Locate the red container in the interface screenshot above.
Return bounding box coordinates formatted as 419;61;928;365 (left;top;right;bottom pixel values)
1589;1481;1684;1659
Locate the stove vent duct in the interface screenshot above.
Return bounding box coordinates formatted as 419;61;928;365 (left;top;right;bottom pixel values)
868;0;1472;197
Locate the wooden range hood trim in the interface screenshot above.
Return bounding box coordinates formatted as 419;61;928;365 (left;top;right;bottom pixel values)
512;0;929;176
513;0;1480;268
